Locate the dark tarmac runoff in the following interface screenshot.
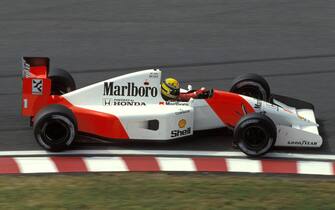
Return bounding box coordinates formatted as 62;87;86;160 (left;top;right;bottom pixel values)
0;0;334;154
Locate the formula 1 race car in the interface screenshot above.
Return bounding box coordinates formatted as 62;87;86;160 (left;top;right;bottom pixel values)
21;57;323;157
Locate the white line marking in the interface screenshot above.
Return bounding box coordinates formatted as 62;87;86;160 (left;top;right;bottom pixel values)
0;150;245;157
226;158;262;173
1;149;335;161
0;151;50;156
265;152;335;161
15;157;57;173
297;161;334;175
157;157;196;171
84;157;128;172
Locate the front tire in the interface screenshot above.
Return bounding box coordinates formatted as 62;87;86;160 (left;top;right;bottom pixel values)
33;105;77;151
234;113;276;157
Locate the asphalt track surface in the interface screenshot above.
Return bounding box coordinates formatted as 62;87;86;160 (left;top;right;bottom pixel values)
0;0;335;154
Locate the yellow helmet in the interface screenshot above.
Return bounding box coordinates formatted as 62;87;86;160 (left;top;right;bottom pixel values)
161;77;180;100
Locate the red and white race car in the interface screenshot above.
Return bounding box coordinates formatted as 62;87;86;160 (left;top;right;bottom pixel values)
21;57;322;156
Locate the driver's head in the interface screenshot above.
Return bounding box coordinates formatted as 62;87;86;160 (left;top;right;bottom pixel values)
161;77;180;100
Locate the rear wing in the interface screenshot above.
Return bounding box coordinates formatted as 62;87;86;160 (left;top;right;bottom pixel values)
21;57;52;118
22;57;49;78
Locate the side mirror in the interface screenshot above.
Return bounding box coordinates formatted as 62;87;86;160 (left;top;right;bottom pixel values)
187;84;193;91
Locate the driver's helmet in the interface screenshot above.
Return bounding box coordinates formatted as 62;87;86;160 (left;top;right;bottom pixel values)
161;77;180;100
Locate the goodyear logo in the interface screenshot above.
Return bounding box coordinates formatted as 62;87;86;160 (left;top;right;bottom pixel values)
178;119;186;128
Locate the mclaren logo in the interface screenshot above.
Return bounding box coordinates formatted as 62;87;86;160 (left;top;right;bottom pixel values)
103;82;158;97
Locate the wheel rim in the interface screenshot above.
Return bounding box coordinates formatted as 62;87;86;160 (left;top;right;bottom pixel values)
242;126;269;151
233;81;268;101
41;119;70;144
238;85;265;100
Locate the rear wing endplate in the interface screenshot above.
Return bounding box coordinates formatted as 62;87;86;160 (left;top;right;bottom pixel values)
22;57;50;78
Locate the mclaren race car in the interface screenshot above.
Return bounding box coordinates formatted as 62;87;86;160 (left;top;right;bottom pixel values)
21;57;322;156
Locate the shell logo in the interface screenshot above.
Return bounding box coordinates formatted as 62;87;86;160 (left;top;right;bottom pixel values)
178;119;187;128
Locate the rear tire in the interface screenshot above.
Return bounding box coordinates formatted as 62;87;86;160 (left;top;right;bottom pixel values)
230;73;270;102
49;68;76;95
33;105;77;152
234;113;276;157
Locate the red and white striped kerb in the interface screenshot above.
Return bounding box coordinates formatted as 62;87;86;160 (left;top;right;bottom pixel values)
0;156;334;175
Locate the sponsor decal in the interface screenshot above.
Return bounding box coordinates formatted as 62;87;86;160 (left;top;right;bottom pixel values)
266;103;279;111
23;99;28;109
103;82;158;97
254;100;262;109
287;140;317;146
297;115;312;123
166;101;189;106
178;119;187;128
32;79;43;94
22;61;30;78
175;110;190;115
171;127;191;138
297;115;305;120
24;61;30;71
103;98;146;106
149;72;159;78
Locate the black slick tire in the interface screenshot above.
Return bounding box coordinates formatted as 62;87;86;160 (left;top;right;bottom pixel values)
234;113;276;157
230;73;271;102
33;104;77;152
